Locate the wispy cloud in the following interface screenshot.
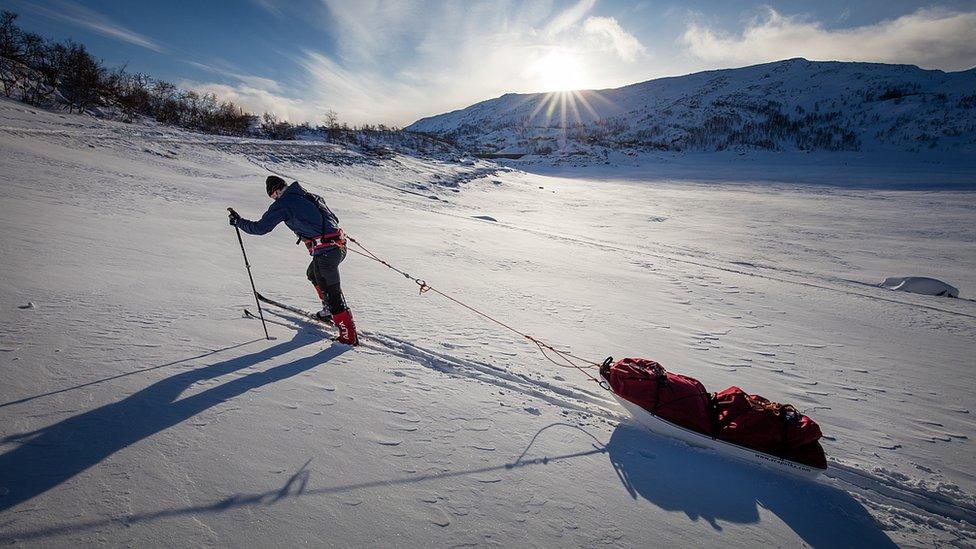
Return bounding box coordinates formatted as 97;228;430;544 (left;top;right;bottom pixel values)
583;16;647;62
681;7;976;71
21;0;166;53
258;0;649;125
166;3;976;128
249;0;285;19
181;59;305;121
545;0;598;35
178;78;307;121
179;1;652;126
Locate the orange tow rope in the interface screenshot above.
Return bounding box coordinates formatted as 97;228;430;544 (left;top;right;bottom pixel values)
344;234;607;386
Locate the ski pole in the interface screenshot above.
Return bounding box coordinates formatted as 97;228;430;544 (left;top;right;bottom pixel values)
230;208;272;340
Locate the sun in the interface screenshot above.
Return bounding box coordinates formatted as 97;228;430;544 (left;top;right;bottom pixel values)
532;51;585;92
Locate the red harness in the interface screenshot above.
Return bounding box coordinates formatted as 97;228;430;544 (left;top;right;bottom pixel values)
302;229;345;254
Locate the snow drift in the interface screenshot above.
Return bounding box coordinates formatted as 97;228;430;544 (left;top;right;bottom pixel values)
879;276;959;297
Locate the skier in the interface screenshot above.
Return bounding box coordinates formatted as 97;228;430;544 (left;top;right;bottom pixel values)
229;175;358;345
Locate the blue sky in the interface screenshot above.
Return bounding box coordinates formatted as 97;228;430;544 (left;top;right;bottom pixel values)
3;0;974;126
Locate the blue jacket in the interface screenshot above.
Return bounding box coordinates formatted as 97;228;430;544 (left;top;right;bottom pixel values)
237;182;340;255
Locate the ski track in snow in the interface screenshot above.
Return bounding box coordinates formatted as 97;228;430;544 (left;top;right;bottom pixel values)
826;463;976;530
258;306;621;422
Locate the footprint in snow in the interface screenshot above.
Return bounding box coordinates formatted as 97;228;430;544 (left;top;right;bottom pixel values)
524;407;541;416
18;302;35;310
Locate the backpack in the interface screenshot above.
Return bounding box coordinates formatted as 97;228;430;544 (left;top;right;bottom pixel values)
303;189;339;235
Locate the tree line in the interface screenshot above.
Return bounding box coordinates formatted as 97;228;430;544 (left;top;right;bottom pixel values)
0;10;339;139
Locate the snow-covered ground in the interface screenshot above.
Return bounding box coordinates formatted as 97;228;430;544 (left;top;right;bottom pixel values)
1;98;974;547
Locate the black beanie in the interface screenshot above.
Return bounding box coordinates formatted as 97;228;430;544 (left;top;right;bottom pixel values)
266;175;286;197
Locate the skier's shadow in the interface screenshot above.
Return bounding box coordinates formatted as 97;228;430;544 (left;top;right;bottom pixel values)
606;422;896;548
0;331;347;514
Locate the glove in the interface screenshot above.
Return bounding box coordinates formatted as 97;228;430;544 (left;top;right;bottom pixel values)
228;208;241;226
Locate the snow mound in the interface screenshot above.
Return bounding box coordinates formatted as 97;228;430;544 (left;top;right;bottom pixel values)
879;277;959;298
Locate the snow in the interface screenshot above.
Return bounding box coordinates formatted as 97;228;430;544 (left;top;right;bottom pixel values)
880;277;960;298
2;97;975;546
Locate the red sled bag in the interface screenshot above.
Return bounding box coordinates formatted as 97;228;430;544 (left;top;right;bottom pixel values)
713;386;825;467
601;358;714;435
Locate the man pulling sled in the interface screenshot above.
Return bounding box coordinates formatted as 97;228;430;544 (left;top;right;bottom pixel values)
229;175;359;346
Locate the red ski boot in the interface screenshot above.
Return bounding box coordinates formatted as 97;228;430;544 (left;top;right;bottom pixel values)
332;310;359;346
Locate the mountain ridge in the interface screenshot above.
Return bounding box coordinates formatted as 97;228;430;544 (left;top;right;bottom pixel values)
406;58;976;157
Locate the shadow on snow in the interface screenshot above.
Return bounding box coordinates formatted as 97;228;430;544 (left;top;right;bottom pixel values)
1;414;894;547
0;339;266;409
0;423;606;541
0;331;348;515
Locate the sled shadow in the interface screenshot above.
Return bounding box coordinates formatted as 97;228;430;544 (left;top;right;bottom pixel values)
0;331;347;514
606;421;895;548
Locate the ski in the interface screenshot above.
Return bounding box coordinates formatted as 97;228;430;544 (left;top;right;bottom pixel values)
255;292;334;326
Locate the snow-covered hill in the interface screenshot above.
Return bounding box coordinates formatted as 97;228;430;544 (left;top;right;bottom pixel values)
407;58;976;158
2;98;975;546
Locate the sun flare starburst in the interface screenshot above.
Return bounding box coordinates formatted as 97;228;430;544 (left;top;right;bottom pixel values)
532;51;585;92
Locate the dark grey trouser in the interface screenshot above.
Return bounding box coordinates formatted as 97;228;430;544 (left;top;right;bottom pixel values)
306;246;348;314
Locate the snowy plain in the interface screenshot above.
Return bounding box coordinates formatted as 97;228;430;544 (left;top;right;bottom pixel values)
1;98;975;547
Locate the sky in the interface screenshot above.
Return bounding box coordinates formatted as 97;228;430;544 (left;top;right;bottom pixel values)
2;0;975;126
